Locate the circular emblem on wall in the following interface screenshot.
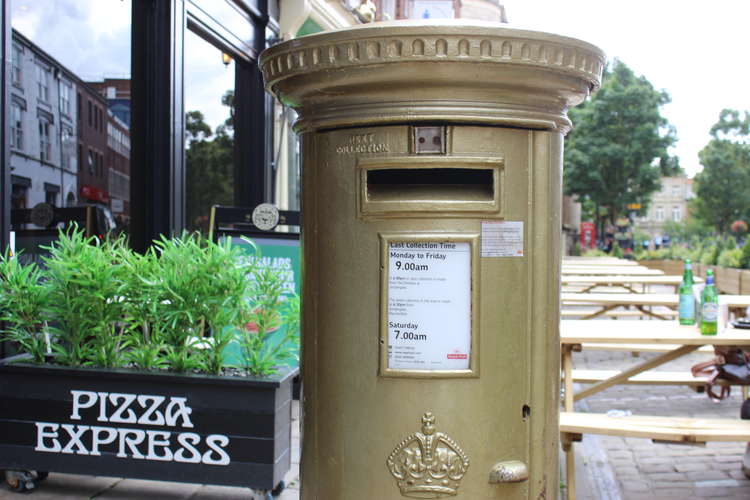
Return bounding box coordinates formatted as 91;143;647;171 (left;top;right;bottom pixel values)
30;203;55;228
252;203;280;231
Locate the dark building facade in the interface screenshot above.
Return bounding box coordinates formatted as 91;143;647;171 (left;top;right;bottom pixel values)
77;83;109;207
106;113;130;222
88;78;131;127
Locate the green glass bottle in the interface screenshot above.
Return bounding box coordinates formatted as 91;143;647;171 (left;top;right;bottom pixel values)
700;269;719;335
678;259;695;325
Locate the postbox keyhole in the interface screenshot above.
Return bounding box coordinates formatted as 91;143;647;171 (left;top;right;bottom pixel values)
414;126;446;154
522;405;531;421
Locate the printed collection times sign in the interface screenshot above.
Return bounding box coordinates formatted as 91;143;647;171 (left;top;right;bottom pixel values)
386;240;472;371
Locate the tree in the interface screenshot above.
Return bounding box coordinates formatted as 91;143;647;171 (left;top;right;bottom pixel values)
692;109;750;234
185;91;235;232
564;59;679;235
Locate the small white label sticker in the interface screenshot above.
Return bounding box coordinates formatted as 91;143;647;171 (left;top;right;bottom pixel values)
481;221;524;257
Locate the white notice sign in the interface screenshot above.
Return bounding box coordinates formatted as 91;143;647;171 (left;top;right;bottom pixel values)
481;221;524;257
387;241;471;371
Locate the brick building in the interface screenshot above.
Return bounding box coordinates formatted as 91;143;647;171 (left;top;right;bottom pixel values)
76;82;110;208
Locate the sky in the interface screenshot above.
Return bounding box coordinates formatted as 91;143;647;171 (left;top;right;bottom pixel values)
503;0;750;177
11;0;750;177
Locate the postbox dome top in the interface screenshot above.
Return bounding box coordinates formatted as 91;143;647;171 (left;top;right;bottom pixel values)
261;19;605;133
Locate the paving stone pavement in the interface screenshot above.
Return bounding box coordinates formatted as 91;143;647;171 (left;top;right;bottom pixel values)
571;328;750;499
0;403;301;500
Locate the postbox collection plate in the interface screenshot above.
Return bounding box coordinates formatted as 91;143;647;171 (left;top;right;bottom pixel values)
379;232;480;378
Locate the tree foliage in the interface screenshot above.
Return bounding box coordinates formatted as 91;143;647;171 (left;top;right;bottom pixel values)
185;91;235;232
564;60;679;232
692;109;750;234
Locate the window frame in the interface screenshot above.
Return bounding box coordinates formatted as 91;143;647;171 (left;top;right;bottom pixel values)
38;116;51;163
9;101;22;150
59;81;71;116
35;62;49;103
11;42;21;87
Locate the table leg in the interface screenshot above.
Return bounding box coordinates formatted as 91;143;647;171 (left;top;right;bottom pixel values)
562;435;577;500
573;345;700;402
635;305;671;320
580;304;619;320
562;345;575;412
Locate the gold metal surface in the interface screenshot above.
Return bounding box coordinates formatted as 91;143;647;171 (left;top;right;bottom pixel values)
387;412;470;498
358;156;504;218
261;19;602;500
489;460;530;484
378;232;480;378
260;19;604;133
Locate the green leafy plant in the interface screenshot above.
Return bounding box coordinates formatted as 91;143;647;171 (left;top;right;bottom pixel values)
0;253;51;363
582;248;608;257
42;228;129;368
701;244;720;266
718;248;743;268
0;227;300;378
238;264;300;376
741;239;750;269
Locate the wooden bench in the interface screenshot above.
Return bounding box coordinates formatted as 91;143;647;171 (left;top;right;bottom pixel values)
561;411;750;443
570;369;725;388
560;412;750;500
579;343;714;353
561;308;677;319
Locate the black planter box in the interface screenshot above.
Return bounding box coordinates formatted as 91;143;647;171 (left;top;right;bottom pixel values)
0;359;297;491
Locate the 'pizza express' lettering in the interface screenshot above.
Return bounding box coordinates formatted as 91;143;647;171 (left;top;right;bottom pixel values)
33;390;230;465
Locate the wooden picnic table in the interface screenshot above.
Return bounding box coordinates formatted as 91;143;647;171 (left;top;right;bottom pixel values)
562;274;703;294
562;292;750;320
561;266;664;276
561;292;678;319
562;258;640;266
559;320;750;500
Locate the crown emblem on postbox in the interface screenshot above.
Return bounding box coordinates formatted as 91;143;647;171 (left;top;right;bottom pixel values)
386;412;470;498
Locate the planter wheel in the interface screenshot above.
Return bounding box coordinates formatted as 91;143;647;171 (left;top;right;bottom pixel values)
4;470;38;492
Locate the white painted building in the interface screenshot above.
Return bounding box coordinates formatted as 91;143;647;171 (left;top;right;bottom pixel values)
635;176;694;243
10;30;78;210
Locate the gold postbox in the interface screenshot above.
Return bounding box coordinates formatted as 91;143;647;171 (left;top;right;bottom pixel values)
261;20;603;499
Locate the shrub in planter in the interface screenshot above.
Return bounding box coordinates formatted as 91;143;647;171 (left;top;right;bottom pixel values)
0;228;299;493
718;248;743;269
741;238;750;270
701;243;720;266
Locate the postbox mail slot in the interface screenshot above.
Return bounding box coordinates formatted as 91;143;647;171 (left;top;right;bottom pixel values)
358;156;504;217
367;168;494;202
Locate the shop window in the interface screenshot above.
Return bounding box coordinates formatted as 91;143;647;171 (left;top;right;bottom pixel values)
11;176;31;210
184;29;235;233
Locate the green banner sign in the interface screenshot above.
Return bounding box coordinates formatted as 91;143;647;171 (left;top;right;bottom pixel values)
222;235;301;368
